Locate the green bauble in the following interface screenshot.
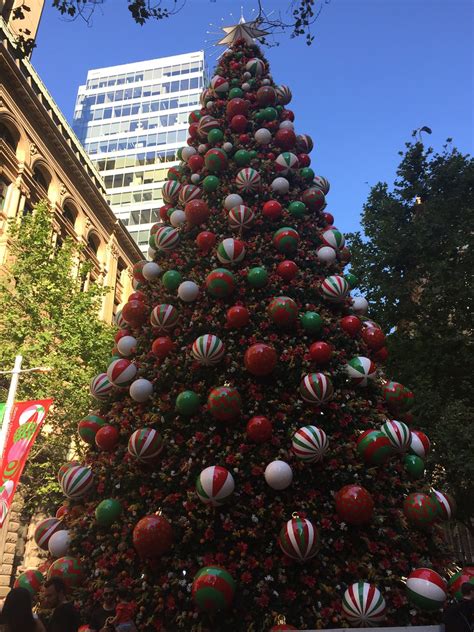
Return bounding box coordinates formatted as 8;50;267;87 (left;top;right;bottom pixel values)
404;454;425;479
208;128;224;144
301;311;323;334
176;390;201;416
300;167;315;181
234;150;251;167
247;267;268;288
95;499;122;526
162;270;182;291
254;110;266;123
345;273;358;288
288;201;307;218
249;150;258;160
203;175;220;193
229;87;243;99
177;147;183;160
263;107;278;121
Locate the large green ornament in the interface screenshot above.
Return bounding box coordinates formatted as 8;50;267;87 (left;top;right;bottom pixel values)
207;128;224;144
176;390;201;416
357;430;393;465
95;499;122;526
247;267;268;288
301;311;323;335
229;87;244;99
263;107;278;121
234;150;251;167
404;454;425;479
344;273;358;288
288;201;306;218
203;175;219;193
162;270;182;291
300;167;315;181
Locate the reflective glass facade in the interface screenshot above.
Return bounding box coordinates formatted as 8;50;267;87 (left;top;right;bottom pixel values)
73;52;205;252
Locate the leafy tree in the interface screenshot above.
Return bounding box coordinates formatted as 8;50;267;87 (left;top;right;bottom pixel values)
347;138;474;521
0;201;113;518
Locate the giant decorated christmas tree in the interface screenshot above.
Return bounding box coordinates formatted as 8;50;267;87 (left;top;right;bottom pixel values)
23;25;471;632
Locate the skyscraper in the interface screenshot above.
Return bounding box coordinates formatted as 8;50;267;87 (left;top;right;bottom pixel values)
73;51;206;253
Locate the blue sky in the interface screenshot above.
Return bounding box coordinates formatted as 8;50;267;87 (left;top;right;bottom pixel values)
32;0;473;233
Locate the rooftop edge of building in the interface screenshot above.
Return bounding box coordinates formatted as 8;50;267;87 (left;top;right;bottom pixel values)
85;50;205;79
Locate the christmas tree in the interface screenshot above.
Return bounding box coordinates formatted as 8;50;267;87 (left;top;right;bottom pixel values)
25;34;467;632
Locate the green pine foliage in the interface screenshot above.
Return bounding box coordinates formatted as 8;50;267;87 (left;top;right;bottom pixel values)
347;139;474;521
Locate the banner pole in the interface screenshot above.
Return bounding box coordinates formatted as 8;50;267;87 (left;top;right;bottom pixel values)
0;355;23;461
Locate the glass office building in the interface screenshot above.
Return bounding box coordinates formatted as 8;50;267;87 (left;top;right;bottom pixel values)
73;51;205;252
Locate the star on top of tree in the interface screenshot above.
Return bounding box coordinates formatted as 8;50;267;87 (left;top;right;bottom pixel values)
217;14;269;46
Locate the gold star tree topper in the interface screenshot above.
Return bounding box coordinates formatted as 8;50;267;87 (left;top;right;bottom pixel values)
217;15;269;47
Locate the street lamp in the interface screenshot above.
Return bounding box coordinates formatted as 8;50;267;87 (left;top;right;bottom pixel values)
0;355;52;459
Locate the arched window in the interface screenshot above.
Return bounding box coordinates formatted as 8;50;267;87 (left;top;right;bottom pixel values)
0;120;19;152
63;202;77;227
32;164;51;193
87;232;100;255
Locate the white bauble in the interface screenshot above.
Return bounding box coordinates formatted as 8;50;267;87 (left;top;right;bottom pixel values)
351;296;369;315
254;128;272;145
264;460;293;490
170;210;186;227
271;177;290;194
181;146;196;162
206;101;215;110
117;336;137;357
279;120;294;130
198;144;208;154
224;194;244;210
147;247;156;261
317;246;337;264
129;378;153;402
242;82;250;91
48;530;70;558
190;173;201;184
142;261;161;280
243;71;251;80
178;281;199;302
262;78;271;85
222;142;233;153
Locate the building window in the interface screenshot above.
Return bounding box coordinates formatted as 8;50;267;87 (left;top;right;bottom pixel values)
87;232;101;255
63;203;77;227
32;165;51;194
0;121;19;153
0;179;9;211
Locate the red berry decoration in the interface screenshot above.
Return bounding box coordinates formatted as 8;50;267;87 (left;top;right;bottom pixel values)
268;296;298;327
244;343;277;376
335;484;374;525
403;492;439;529
151;337;175;359
133;514;173;558
362;327;386;350
246;416;272;443
95;425;119;452
340;315;362;337
226;305;250;328
275;128;296;150
196;231;216;252
121;300;148;328
309;341;332;364
277;260;298;280
185;199;210;226
262;200;283;220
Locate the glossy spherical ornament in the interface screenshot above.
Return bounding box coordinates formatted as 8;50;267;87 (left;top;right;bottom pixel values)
217;238;246;265
223;196;243;213
300;311;323;335
129;378;153;402
247;266;268;288
320;275;350;302
181;145;197;162
207;386;241;422
78;414;106;445
335;485;374;525
121;299;148;327
226;97;248;118
235;167;261;194
245;57;265;75
313;175;330;194
204;147;228;173
188;153;205;173
230;114;248;133
264;460;293;490
133;514;173;558
292;425;328;462
114;308;127;329
273;227;300;253
47;557;83;590
300;167;315;181
233;149;251;167
406;568;447;611
34;517;62;550
362;327;386;351
256;85;276;106
142;261;161;281
276;84;292;105
351;296;369;314
210;74;229;94
275;127;296;150
342;582;386;626
176;390;201;416
228;204;255;230
151;336;174;360
153;226;180;253
403;493;439;529
300;373;333;404
346;356;377;387
60;465;94;499
117;335;137;357
184;199;209;226
205;268;236;298
48;529;70;558
268;297;298;328
128;428;163;462
316;246;337;264
162;269;182;291
192;566;236;613
279;516;319;561
302;187;325;212
95;498;122;527
244;343;277;376
201;175;219;195
162;180;181;204
246;416;272;443
381;420;411;452
226;305;249;328
295;134;313;153
196;466;235;506
271;177;290;194
357;430;393;465
448;568;474;599
177;281;199;302
409;430;431;458
106;358;136;387
404;454;425;479
196;230;216;252
150;304;179;333
192;334;225;366
431;490;456;520
383;381;414;414
261;200;281;221
14;569;44;597
277;260;298;280
309;341;332;364
95;425;119;452
169;209;185;227
57;461;79;485
197;115;219;139
286;202;305;219
340;315;362;336
275;152;299;175
322;228;345;250
254;128;272;145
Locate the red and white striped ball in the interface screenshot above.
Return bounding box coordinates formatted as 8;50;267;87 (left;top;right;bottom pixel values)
128;428;163;462
106;359;137;387
278;516;319;562
210;75;229;94
153;226;180;252
320;275;350;302
196;466;235;506
217;238;246;265
34;517;62;551
197;115;219;139
179;184;202;205
235;168;261;194
89;373;114;401
228;205;255;231
192;334;225;366
313;175;330;195
342;582;386;626
381;420;411;452
274;152;299;175
60;465;94;499
410;430;431;458
432;489;456;520
291;425;329;463
150;304;179;333
162;180;181;204
276;85;292;105
299;373;334;404
406;568;447;611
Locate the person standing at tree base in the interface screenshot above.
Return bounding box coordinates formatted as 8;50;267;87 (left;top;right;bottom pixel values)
444;582;474;632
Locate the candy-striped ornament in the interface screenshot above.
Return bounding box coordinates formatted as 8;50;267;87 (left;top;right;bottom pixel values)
276;85;292;105
320;275;350;302
296;134;314;153
192;566;236;612
150;304;179;333
381;420;411;452
346;356;377;386
235;168;261;193
200;89;212;107
162;180;181;204
114;309;127;329
106;358;137;387
90;373;113;401
57;461;79;485
78;414;106;445
197;115;219;139
313;175;330;195
153;226;180;252
179;184;202;205
228;205;255;230
60;465;94;499
278;516;319;561
34;518;62;551
321;228;345;250
245;58;265;76
128;428;163;462
196;465;235;506
192;334;225;365
300;373;334;404
210;75;229;94
406;568;447;611
356;430;393;465
342;582;386;627
291;425;328;462
275;152;299;175
217;238;246;265
431;489;456;520
409;430;431;458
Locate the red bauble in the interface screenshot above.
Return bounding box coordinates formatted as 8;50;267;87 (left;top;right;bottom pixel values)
373;346;389;362
128;290;147;303
151;336;175;359
297;153;311;167
239;133;250;144
277;260;298;281
362;327;386;350
335;484;374;525
256;86;277;106
196;231;216;252
188;154;204;173
281;109;295;121
262;200;283;220
160;204;173;221
226;98;248;118
56;505;69;520
121;300;148;328
340;315;362;337
230;115;248;133
226;305;250;328
95;425;119;452
188;122;199;139
246;416;272;443
114;329;131;343
309;341;332;364
275;128;296;150
133;515;173;558
244;343;277;376
185;199;209;226
323;212;334;225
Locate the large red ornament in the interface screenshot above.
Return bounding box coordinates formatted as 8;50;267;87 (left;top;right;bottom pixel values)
275;128;296;150
268;296;298;327
230;115;248;133
277;260;298;281
309;341;332;365
196;231;216;252
256;86;277;106
297;153;311;167
133;514;173;558
246;416;272;443
340;315;362;337
188;154;204;173
226;98;248;118
121;300;148;328
151;337;175;359
226;305;249;328
160;204;173;221
95;425;119;452
244;343;277;376
128;290;147;303
185;199;209;226
335;485;374;525
362;327;386;350
324;212;334;225
262;200;283;220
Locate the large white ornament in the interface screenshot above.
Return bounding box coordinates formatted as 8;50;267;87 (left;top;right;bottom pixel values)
352;296;369;315
271;177;290;194
129;378;153;402
317;246;337;264
48;530;70;558
224;194;244;211
178;281;199;302
147;247;156;261
142;262;161;281
254;128;272;145
190;174;201;184
181;146;196;162
117;336;137;357
279;120;294;130
170;210;186;227
264;460;293;490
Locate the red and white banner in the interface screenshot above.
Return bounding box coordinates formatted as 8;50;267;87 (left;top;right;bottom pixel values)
0;399;53;526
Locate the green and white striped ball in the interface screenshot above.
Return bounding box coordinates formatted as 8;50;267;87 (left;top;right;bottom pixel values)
313;175;330;195
235;167;261;193
291;425;328;462
321;228;345;250
217;238;246;265
60;465;94;499
34;517;62;550
346;356;376;386
162;180;181;204
128;428;163;462
210;75;229;94
278;516;319;561
228;205;255;230
150;303;179;333
406;568;447;611
196;465;235;506
381;419;411;452
342;581;386;626
431;489;456;520
300;373;334;404
276;84;292;105
192;334;225;365
153;226;180;252
320;275;350;302
89;373;114;400
245;58;265;76
275;152;299;175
